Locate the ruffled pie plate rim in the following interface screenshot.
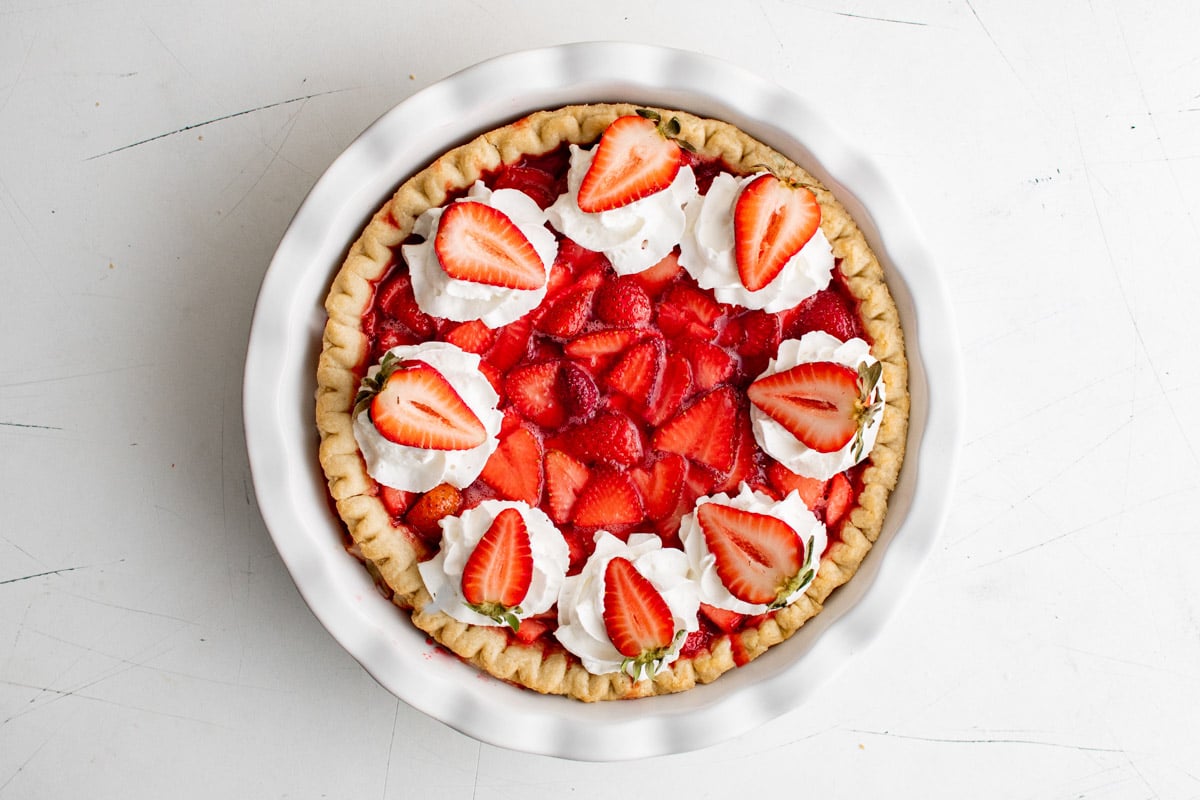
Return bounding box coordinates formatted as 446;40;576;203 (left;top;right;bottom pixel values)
243;42;963;761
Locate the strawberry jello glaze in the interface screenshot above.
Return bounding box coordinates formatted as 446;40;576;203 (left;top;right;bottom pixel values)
316;104;908;701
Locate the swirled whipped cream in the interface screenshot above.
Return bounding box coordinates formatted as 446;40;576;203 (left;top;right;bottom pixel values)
678;172;834;311
680;485;827;615
545;144;698;275
417;500;570;626
555;532;699;680
352;341;503;492
403;181;558;328
750;331;884;480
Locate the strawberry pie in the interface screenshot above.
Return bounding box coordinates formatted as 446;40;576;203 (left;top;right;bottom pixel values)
315;104;909;701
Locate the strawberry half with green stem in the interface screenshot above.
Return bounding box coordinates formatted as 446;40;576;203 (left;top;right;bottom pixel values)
461;507;534;632
695;502;816;609
356;353;487;451
434;201;547;290
734;173;821;292
602;556;682;678
747;359;883;459
577;110;690;213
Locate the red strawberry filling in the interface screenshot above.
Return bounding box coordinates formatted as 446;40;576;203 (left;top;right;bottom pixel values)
349;140;874;662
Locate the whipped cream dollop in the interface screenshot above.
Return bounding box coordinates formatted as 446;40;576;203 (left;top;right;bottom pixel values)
680;484;827;615
750;331;885;480
417;500;570;626
352;341;503;492
403;181;558;328
545;144;698;275
555;532;700;680
678;172;835;311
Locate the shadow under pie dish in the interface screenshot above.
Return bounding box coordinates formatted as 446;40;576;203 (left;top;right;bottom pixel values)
315;102;909;702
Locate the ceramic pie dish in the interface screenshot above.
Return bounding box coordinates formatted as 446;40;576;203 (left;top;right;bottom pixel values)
244;42;962;760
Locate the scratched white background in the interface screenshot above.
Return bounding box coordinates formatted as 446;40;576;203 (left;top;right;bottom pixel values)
3;0;1199;796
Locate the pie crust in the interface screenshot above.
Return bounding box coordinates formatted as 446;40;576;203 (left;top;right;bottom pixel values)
316;103;909;701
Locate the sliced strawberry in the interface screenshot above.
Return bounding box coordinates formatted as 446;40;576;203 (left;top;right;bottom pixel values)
824;472;853;527
657;282;721;341
553;411;643;466
560;361;600;421
642;353;692;426
491;163;562;210
733;174;821;292
434;201;546;290
513;614;554;644
676;338;734;392
714;421;758;494
727;310;782;378
766;462;828;512
577;113;684;213
696;502;807;607
544;448;591;524
604;336;665;401
484;315;533;372
479;426;543;506
404;483;463;541
595;276;652;326
572;469;644;529
633;250;683;297
461;507;534;630
779;287;861;343
602;556;677;667
630;452;687;521
536;284;595;338
372;317;422;359
378;485;416;519
747;361;860;453
564;327;643;373
699;602;746;634
444;319;494;354
505;361;568;429
377;271;435;337
653;386;740;474
366;359;487;451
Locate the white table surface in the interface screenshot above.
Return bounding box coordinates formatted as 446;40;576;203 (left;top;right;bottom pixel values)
3;0;1199;796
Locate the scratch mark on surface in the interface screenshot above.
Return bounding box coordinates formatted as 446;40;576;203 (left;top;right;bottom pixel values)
0;421;63;431
848;728;1126;754
381;700;400;800
833;11;927;26
0;363;153;389
84;88;352;160
0;565;87;586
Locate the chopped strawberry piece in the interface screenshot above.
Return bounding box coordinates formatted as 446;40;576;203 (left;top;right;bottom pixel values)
536;284;595;338
734;174;821;292
602;556;677;663
595;276;652;326
553;411;643;466
824;472;853;527
378;485;416;519
696;502;806;607
747;361;860;453
404;483;463;541
461;507;534;629
444;319;494;354
368;360;487;451
676;338;734;392
505;361;569;429
572;470;644;529
633;250;684;297
780;287;861;343
564;327;644;374
377;271;435;337
479;426;543;506
652;386;740;474
604;336;665;402
766;462;828;512
578;114;683;213
435;201;546;290
544;448;591;524
699;602;746;634
642;353;692;426
630;452;687;521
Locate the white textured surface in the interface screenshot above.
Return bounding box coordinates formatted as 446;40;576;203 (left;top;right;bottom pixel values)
2;0;1199;794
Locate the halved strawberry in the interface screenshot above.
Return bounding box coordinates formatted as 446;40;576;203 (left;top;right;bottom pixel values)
595;276;652;326
657;282;721;341
824;472;853;527
434;201;546;290
505;361;568;429
444;319;494;354
714;421;759;494
676;338;734;392
630;452;687;521
695;502;811;608
552;411;643;466
733;174;821;292
479;426;543;506
483;315;533;372
544;448;590;524
748;360;881;455
766;462;828;512
572;469;644;529
404;483;463;541
536;284;595;338
604;336;665;401
564;327;643;374
461;507;534;631
642;353;692;426
577;112;685;213
360;356;487;451
652;386;740;474
602;556;678;673
560;362;600;421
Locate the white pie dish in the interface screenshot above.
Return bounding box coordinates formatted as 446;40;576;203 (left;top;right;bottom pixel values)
243;42;962;761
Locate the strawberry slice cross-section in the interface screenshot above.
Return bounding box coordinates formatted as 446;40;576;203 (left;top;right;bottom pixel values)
577;112;685;213
602;556;679;677
460;507;534;631
734;174;821;292
748;360;882;456
695;502;814;609
434;201;547;290
360;355;487;451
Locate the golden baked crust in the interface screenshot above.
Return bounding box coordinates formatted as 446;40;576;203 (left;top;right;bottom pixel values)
316;103;909;701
